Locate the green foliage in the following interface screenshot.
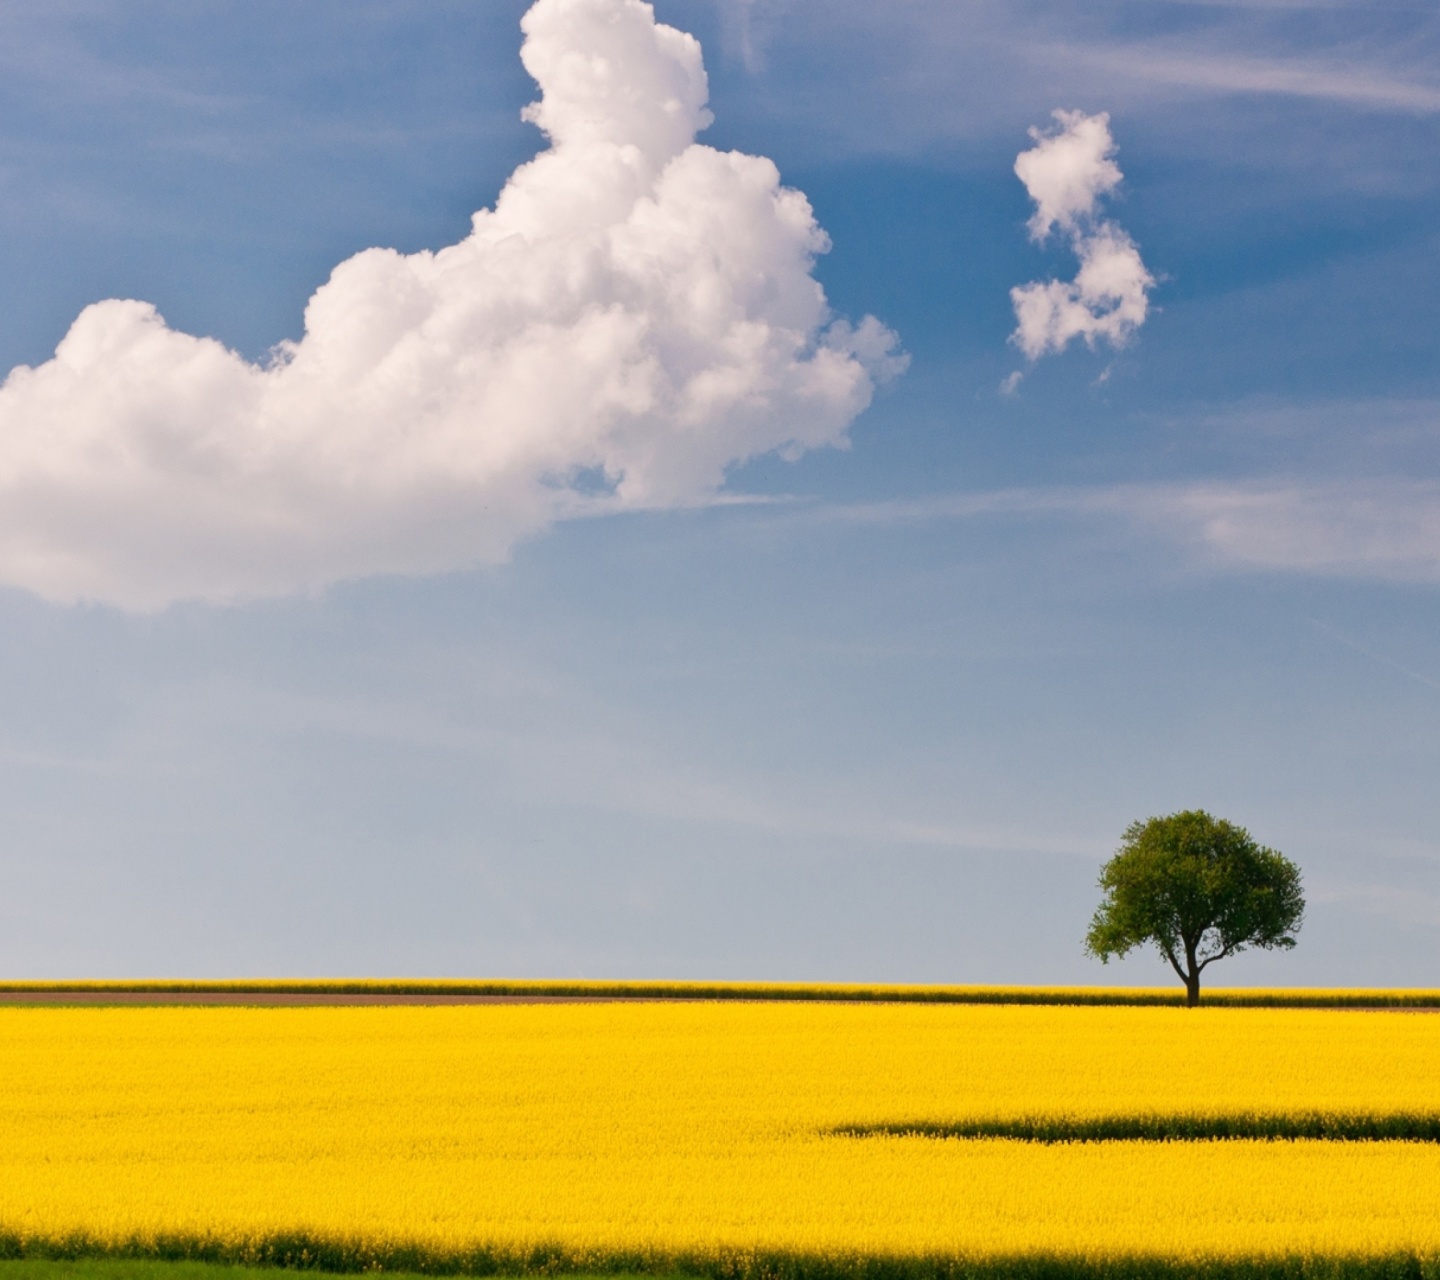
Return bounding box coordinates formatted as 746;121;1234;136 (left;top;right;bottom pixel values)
0;1265;289;1280
1085;811;1305;1004
834;1112;1440;1143
4;1249;1440;1280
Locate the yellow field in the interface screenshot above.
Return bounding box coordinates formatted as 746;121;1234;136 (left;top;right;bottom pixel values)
1;1002;1438;1274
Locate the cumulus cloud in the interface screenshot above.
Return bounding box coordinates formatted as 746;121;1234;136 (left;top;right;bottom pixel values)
0;0;902;609
1009;110;1154;362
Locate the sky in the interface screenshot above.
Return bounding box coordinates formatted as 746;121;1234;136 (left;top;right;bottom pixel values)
0;0;1436;985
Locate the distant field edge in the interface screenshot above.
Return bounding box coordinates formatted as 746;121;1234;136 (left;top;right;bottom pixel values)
3;1244;1440;1280
0;979;1438;1007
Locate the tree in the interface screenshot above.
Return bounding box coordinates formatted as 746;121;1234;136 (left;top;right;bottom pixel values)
1084;810;1304;1006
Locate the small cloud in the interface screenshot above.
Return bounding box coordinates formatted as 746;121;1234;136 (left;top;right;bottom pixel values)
1009;110;1154;362
1014;109;1122;243
999;370;1024;396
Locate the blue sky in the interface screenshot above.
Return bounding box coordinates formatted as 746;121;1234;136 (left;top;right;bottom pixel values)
0;0;1436;984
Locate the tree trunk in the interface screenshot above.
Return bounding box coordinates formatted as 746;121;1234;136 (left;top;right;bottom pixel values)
1183;939;1201;1006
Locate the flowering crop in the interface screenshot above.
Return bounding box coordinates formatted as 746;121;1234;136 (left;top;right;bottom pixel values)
1;1003;1438;1276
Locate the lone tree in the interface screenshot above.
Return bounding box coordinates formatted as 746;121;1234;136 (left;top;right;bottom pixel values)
1085;810;1304;1006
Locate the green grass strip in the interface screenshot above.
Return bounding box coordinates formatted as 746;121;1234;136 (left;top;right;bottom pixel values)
0;1264;340;1280
3;1241;1440;1280
832;1113;1440;1143
0;1263;662;1280
1;980;1439;1007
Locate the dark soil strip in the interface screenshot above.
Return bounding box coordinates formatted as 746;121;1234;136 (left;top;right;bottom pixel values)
0;992;645;1006
833;1113;1440;1143
2;981;1439;1007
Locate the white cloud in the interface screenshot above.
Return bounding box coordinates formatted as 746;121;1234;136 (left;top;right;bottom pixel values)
811;477;1440;583
1013;109;1121;241
1041;44;1440;115
1009;110;1155;362
0;0;902;610
1116;480;1440;579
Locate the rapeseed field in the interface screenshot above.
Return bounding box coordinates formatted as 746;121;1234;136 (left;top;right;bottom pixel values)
1;1002;1438;1277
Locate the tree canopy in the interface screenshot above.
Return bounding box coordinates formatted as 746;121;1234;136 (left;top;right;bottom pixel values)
1084;810;1304;1005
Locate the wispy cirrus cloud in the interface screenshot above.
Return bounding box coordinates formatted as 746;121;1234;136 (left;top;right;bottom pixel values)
703;0;1440;166
1031;42;1440;114
808;477;1440;582
1101;479;1440;579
